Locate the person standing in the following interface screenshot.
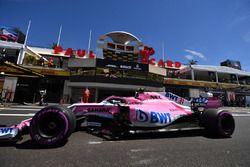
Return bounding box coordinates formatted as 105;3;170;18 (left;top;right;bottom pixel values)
48;57;54;67
83;88;90;103
40;57;45;66
4;87;11;103
59;56;63;68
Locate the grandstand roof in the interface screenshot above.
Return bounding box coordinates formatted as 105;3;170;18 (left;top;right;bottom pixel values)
179;65;250;77
103;31;141;44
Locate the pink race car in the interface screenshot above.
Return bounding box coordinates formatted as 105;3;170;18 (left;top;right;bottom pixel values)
0;92;235;147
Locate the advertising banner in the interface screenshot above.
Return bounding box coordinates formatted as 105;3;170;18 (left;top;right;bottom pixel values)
0;26;18;42
96;59;148;71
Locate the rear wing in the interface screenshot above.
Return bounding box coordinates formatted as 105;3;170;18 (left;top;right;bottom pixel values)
161;92;209;108
158;92;191;107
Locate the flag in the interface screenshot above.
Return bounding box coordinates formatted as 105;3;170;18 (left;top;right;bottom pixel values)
0;26;18;42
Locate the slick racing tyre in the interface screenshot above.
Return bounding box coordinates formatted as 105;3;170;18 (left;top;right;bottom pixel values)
200;109;235;138
30;105;76;146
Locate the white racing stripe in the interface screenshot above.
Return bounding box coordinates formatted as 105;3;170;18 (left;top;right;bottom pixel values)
129;127;204;134
0;113;35;117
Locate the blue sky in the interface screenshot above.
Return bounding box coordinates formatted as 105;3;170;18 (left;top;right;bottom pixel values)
1;0;250;70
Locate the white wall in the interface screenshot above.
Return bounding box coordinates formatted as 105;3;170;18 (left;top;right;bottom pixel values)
149;65;166;76
189;88;200;98
2;77;18;102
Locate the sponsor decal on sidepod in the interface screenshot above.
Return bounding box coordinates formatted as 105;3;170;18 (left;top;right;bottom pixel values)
135;109;172;127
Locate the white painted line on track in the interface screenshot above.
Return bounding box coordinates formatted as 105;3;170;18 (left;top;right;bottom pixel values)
0;108;40;111
0;113;35;117
233;114;250;117
158;129;168;132
88;141;102;145
12;106;44;109
130;148;151;152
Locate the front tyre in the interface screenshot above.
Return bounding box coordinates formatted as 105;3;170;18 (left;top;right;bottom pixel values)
200;109;235;138
30;105;76;146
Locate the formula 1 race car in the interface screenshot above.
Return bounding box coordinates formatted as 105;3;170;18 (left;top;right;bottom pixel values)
0;91;235;147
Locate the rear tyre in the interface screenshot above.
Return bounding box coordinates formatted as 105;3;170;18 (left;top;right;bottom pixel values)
30;105;76;146
200;109;235;137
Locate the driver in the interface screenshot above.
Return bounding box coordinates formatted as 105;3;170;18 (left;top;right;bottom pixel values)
135;88;145;99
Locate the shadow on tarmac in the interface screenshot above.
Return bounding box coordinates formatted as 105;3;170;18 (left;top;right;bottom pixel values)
14;139;68;149
0;137;68;149
85;127;230;141
0;129;230;149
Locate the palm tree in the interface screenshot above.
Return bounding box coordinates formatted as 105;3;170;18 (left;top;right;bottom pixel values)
13;27;25;44
51;42;57;49
189;59;198;65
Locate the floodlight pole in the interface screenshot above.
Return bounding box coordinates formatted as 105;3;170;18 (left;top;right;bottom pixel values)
88;30;92;55
17;20;31;64
162;41;165;61
24;20;31;46
57;25;62;46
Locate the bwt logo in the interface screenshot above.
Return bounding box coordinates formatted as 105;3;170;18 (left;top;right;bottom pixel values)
0;128;13;134
165;92;178;101
136;109;172;124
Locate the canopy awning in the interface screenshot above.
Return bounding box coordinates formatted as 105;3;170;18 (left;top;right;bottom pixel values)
0;61;44;78
177;65;250;77
0;40;23;50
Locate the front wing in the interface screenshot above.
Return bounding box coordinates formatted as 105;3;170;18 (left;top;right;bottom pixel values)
0;127;20;142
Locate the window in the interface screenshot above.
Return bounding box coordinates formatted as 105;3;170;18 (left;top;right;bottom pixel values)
148;73;164;82
71;68;95;76
123;70;147;80
126;46;134;51
107;43;115;49
117;45;125;50
96;68;109;77
96;68;123;78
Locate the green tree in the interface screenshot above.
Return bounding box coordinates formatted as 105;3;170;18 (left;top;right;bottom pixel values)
189;60;198;65
51;42;57;49
13;27;25;44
